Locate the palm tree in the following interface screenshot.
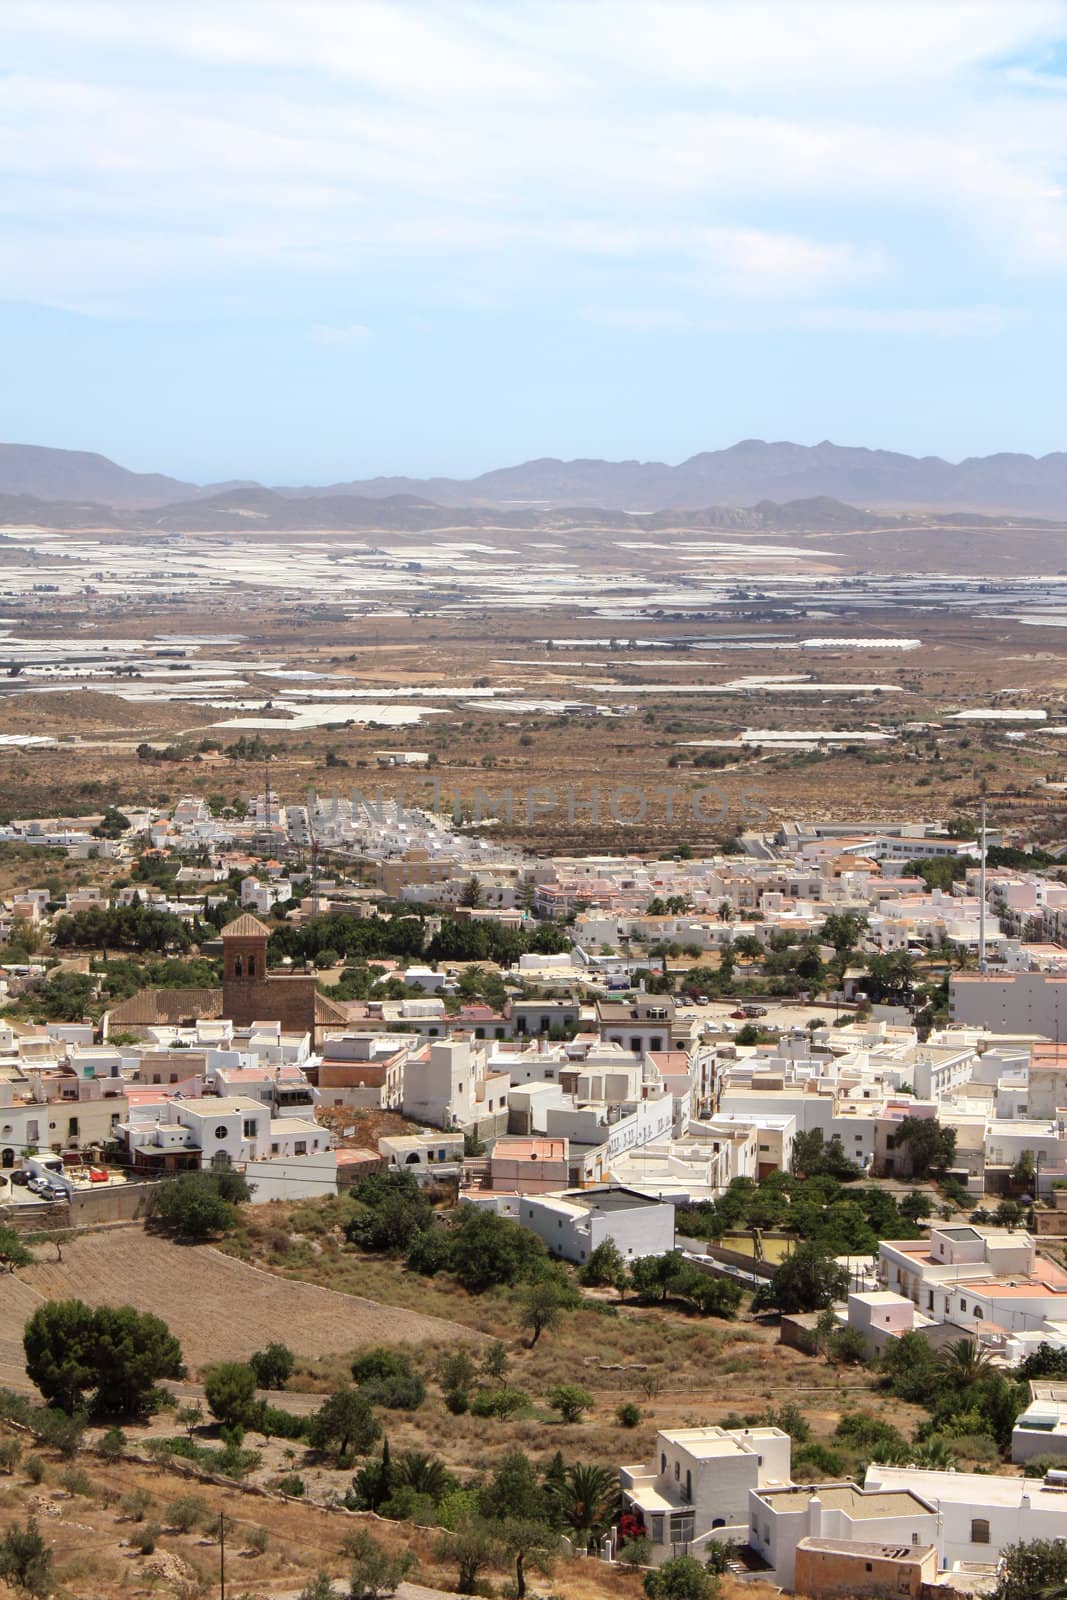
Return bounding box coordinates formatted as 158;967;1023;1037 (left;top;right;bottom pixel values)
902;1438;959;1470
937;1337;994;1387
552;1463;620;1542
393;1450;453;1502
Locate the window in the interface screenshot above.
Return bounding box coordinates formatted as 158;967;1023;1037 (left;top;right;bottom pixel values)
242;1119;257;1138
674;1461;680;1480
295;1140;307;1155
650;1515;664;1545
669;1512;694;1544
214;1125;229;1140
865;1564;873;1574
971;1520;990;1545
660;1453;666;1474
67;1118;78;1138
271;1143;279;1154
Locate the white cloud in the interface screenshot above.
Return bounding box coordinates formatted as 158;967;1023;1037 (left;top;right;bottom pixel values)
697;227;879;294
1;0;1067;311
310;323;371;345
582;304;1014;337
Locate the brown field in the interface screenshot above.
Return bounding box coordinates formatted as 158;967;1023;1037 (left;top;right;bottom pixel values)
4;1229;479;1386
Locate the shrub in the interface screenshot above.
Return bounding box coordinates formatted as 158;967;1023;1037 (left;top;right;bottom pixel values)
0;1517;52;1599
167;1495;209;1534
246;1525;269;1554
445;1389;469;1415
59;1466;93;1497
0;1438;21;1474
130;1522;161;1556
644;1553;717;1600
619;1536;653;1569
548;1383;593;1423
250;1341;294;1390
469;1387;529;1420
31;1407;84;1457
97;1426;126;1462
352;1348;425;1410
256;1403;310;1441
122;1489;154;1522
276;1472;306;1497
827;1327;869;1365
616;1402;642;1428
24;1455;44;1485
204;1362;259;1428
347;1526;416;1600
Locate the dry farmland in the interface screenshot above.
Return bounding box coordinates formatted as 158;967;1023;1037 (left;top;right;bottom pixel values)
4;1228;478;1385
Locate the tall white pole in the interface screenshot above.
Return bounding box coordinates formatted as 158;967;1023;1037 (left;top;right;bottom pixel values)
978;792;987;975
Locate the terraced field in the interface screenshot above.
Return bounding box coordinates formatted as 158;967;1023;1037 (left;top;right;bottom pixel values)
3;1228;478;1384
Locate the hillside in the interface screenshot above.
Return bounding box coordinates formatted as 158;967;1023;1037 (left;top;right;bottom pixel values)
284;438;1067;517
5;438;1067;517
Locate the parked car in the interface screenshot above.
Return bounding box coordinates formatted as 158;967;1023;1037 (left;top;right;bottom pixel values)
10;1170;30;1187
26;1178;54;1199
742;1004;768;1017
730;1008;748;1019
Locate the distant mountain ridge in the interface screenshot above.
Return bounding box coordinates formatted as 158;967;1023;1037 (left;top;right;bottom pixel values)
294;439;1067;516
0;487;910;535
3;437;1067;517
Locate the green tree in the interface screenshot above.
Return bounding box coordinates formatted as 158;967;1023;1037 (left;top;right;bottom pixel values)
347;1171;433;1253
552;1462;619;1540
937;1337;995;1387
204;1362;259;1428
895;1116;957;1179
308;1388;381;1462
579;1238;628;1291
480;1450;551;1523
644;1554;717;1600
24;1300;182;1418
0;1517;52;1598
0;1226;32;1271
447;1207;546;1291
434;1520;498;1595
154;1172;237;1239
90;1305;184;1416
994;1538;1067;1600
498;1516;559;1600
548;1383;593;1423
250;1341;294;1390
765;1243;848;1315
517;1268;577;1347
345;1526;416;1600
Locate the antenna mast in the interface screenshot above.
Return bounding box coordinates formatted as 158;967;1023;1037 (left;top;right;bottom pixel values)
978;786;987;975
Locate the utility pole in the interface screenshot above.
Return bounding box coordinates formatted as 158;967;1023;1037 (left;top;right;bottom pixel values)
978;786;988;975
218;1512;226;1600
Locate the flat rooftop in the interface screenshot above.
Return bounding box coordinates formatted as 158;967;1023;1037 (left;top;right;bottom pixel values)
757;1484;933;1519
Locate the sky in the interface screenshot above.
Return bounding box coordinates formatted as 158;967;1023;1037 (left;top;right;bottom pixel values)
2;1;1067;483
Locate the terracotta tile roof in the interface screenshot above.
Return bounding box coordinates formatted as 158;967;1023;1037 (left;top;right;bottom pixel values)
108;988;223;1026
220;913;271;939
315;994;350;1025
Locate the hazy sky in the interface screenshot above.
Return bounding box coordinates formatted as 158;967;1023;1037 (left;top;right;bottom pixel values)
3;1;1067;482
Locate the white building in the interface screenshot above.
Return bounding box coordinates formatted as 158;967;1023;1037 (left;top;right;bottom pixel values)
864;1463;1067;1566
465;1183;673;1267
621;1427;792;1565
749;1483;938;1590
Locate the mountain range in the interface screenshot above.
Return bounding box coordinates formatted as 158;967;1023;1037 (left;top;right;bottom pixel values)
3;438;1067;518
